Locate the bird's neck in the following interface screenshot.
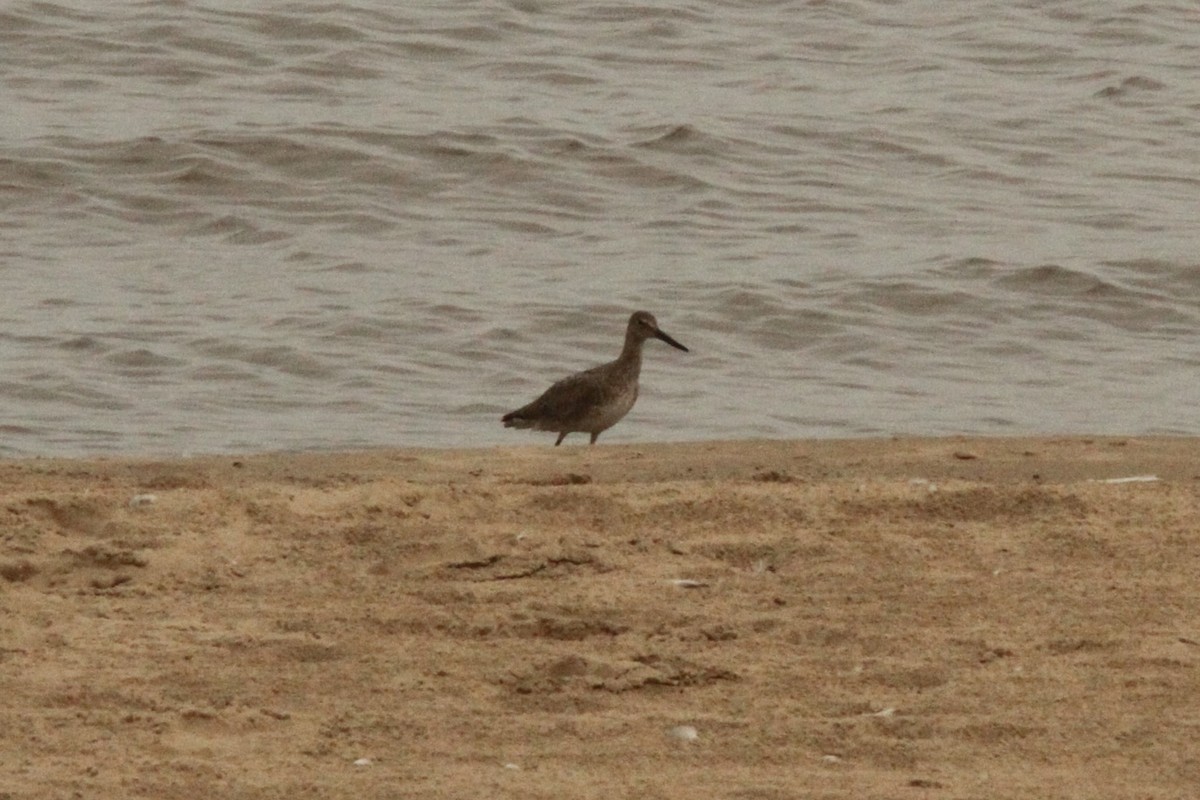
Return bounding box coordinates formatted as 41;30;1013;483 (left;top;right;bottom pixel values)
617;334;645;371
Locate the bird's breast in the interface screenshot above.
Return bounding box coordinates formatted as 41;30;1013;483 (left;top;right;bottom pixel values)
584;382;638;433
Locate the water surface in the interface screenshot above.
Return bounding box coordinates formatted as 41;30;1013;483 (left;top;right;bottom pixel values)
2;1;1198;455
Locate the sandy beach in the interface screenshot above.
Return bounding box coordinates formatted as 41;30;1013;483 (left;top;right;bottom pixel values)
3;436;1199;799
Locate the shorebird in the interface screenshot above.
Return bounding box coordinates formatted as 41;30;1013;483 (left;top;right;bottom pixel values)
502;311;689;445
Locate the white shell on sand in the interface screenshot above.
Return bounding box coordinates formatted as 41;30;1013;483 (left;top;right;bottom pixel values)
667;725;699;742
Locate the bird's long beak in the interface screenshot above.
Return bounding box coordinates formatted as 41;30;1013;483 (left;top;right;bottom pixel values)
654;327;689;352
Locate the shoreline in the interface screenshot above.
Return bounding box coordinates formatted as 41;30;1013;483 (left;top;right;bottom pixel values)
3;436;1199;798
4;432;1197;481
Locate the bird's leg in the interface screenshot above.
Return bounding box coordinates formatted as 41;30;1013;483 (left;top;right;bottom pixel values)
555;432;567;446
589;432;599;445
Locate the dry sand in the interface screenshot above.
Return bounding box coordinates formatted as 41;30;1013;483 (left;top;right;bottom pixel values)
2;436;1199;799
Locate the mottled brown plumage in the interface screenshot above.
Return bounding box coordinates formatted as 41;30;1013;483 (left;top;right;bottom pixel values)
502;311;689;445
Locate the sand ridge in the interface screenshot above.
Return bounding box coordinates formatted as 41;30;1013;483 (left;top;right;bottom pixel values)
2;437;1199;798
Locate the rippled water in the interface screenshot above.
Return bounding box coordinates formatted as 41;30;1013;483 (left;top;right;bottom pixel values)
2;1;1198;456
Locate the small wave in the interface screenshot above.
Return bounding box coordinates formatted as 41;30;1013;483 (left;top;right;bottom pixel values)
1095;75;1166;99
190;339;336;380
993;263;1110;295
105;348;183;369
629;123;724;152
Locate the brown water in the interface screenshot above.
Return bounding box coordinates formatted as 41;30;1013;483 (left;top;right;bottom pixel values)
2;2;1198;455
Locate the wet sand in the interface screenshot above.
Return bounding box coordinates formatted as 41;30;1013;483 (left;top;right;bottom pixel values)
3;436;1199;798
